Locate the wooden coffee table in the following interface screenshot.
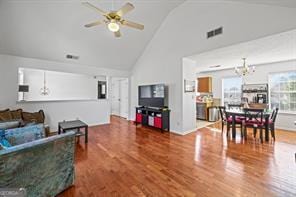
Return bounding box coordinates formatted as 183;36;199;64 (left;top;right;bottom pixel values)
58;120;88;143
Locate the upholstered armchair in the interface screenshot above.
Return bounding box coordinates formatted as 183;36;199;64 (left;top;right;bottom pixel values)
0;130;76;196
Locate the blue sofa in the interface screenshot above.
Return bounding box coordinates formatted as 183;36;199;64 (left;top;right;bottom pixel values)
0;124;76;197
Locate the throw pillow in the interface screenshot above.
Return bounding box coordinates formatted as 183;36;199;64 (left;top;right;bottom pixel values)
0;129;12;149
0;129;5;137
10;109;23;120
0;120;21;130
0;109;12;121
22;110;45;124
0;138;12;148
5;124;45;146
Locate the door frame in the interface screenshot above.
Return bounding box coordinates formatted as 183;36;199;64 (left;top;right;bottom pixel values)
110;77;129;119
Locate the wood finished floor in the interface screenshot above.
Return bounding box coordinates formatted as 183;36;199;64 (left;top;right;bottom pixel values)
59;116;296;197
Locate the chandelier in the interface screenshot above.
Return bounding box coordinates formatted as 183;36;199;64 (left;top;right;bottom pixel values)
40;71;50;96
235;58;255;76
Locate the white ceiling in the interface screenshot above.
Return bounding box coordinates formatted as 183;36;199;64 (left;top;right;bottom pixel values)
1;0;296;71
233;0;296;8
188;29;296;73
0;0;184;70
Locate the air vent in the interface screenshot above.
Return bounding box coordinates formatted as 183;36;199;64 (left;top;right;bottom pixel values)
207;27;223;39
66;54;79;60
210;65;221;68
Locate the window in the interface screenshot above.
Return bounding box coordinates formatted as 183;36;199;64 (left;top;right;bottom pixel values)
269;71;296;113
222;77;242;106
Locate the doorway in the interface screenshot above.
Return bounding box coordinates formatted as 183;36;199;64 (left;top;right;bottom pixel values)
111;77;129;119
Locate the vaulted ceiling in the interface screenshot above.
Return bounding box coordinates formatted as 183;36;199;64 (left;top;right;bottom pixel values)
0;0;184;70
188;29;296;73
1;0;296;71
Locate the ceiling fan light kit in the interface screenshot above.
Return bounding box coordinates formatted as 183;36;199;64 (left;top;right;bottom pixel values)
82;1;144;37
108;20;120;32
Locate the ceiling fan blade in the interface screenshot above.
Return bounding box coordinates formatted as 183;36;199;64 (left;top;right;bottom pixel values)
122;20;144;30
114;30;121;38
84;20;102;28
82;2;106;15
116;3;134;17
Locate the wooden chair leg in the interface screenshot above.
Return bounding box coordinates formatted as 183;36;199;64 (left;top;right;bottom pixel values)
240;123;244;138
221;122;224;133
271;124;275;140
260;128;263;143
227;123;230;137
253;127;257;138
244;125;247;140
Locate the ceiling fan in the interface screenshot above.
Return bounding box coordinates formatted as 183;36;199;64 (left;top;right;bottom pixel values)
82;1;144;37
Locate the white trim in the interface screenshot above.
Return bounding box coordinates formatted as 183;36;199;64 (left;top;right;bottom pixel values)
276;126;296;132
183;128;198;135
169;130;184;135
278;111;296;115
170;128;197;136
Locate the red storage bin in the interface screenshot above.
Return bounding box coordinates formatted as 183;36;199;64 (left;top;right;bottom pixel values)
136;113;142;123
154;117;162;129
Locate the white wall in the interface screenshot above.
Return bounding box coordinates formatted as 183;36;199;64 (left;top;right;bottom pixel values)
0;54;130;131
198;60;296;131
182;58;197;133
130;1;296;133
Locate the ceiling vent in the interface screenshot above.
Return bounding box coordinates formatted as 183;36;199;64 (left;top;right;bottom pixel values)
210;65;221;68
207;27;223;39
66;54;79;60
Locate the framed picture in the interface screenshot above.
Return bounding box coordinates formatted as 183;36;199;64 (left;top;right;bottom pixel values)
184;80;196;92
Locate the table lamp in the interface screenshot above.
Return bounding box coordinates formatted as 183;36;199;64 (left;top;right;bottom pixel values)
18;85;29;101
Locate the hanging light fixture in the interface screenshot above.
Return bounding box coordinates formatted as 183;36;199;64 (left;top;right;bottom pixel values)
235;58;255;76
40;71;50;96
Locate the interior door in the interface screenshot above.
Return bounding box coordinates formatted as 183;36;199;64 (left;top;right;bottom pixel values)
119;79;128;119
111;80;120;116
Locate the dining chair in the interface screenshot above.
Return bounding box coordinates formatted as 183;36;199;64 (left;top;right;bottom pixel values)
218;106;230;135
228;104;242;110
243;108;265;142
266;108;279;140
218;106;243;137
228;104;245;119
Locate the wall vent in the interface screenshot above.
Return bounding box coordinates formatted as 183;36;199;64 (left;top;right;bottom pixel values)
207;27;223;39
66;54;79;60
209;65;221;68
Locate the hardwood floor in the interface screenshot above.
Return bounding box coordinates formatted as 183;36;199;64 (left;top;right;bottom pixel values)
59;116;296;197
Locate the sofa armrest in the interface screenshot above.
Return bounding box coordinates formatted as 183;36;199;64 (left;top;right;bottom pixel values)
0;131;76;197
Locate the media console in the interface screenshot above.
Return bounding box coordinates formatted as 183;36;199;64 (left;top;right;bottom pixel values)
135;107;170;132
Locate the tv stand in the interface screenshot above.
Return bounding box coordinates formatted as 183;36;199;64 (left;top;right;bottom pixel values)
135;106;170;132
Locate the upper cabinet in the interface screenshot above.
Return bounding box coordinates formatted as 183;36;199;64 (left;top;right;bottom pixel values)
197;77;212;93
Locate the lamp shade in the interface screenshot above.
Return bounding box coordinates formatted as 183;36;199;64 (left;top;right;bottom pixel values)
18;85;29;92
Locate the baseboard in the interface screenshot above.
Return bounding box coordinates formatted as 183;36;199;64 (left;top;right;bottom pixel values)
182;128;198;135
276;126;296;132
50;121;110;133
169;130;183;135
170;128;197;136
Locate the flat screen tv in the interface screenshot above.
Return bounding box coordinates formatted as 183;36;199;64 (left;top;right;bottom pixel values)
138;84;168;108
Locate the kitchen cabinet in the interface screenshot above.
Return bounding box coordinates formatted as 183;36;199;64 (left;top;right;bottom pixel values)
197;77;212;93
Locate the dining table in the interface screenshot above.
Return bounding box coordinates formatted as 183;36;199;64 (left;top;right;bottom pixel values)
225;108;272;141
